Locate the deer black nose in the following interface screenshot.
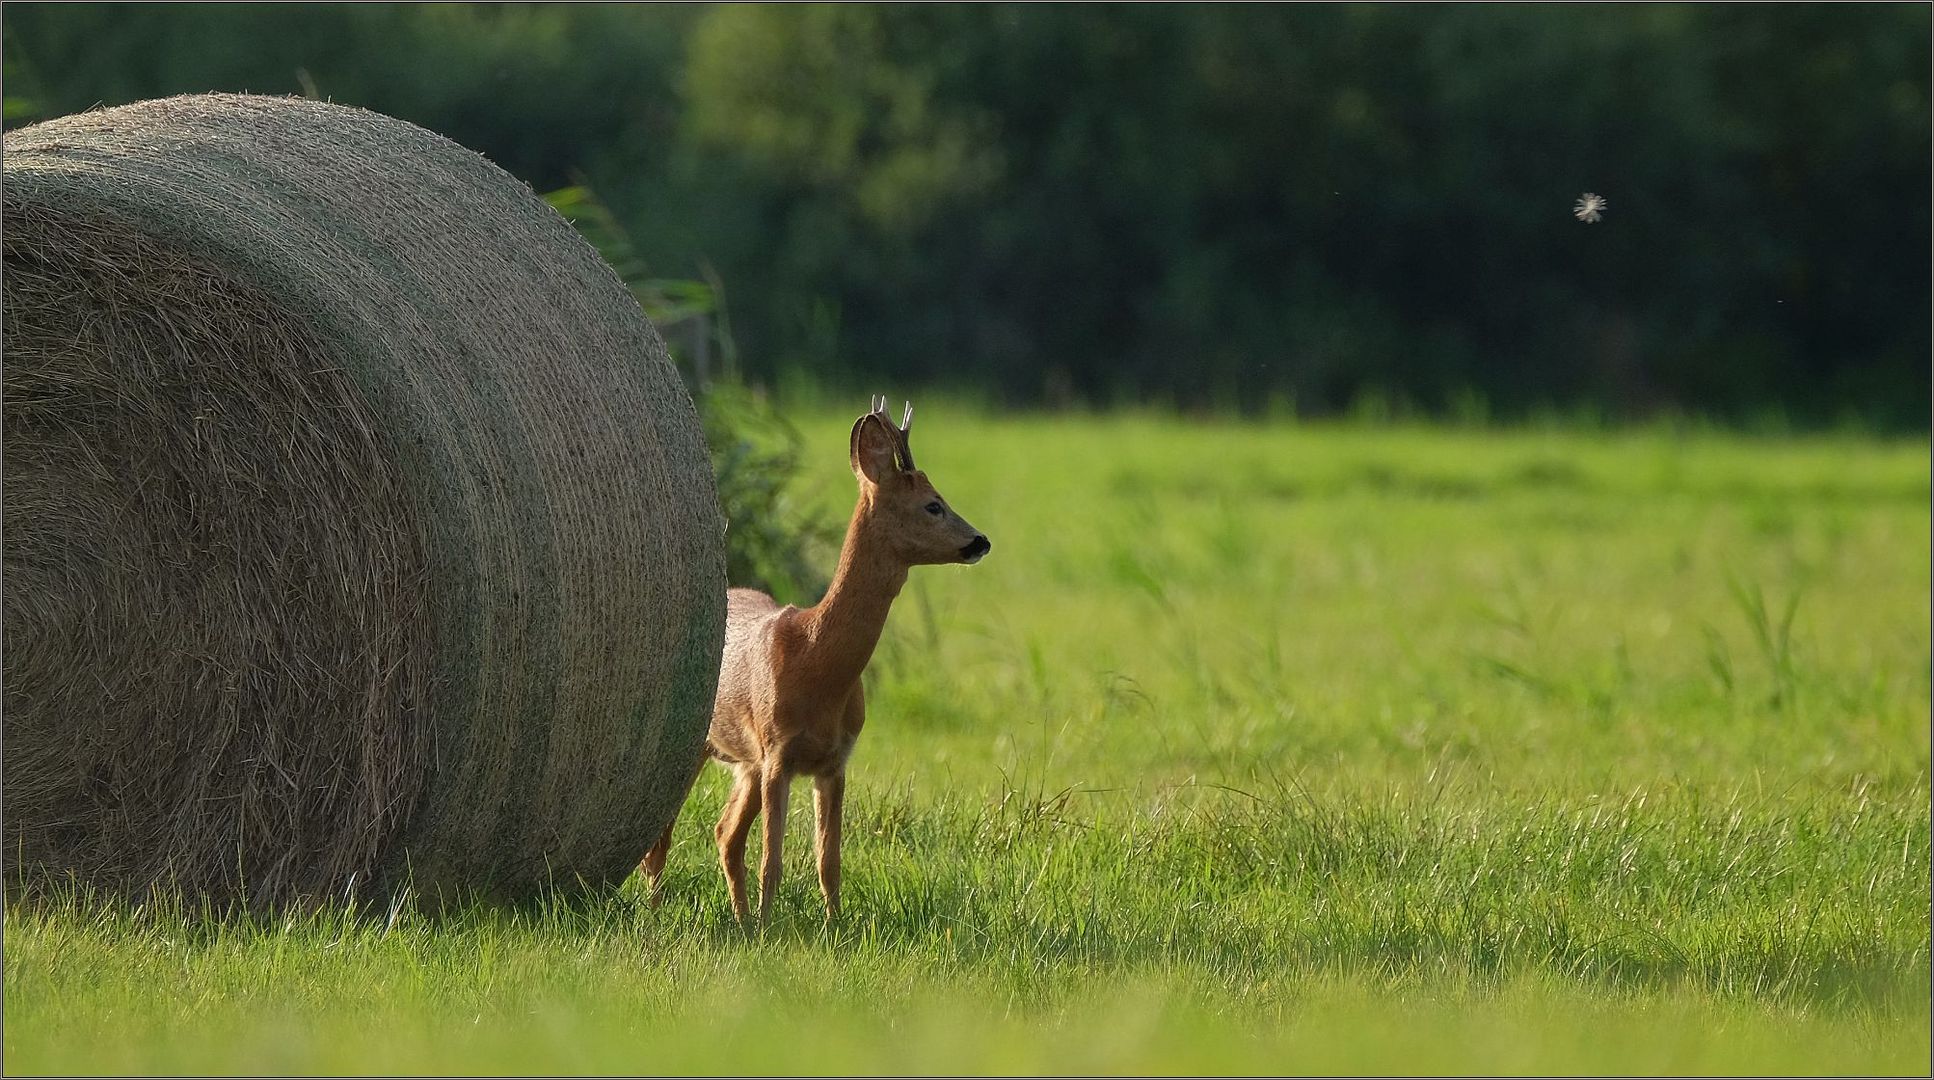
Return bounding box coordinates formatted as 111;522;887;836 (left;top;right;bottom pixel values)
960;535;990;563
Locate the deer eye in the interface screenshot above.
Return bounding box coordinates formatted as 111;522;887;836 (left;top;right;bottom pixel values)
924;501;943;516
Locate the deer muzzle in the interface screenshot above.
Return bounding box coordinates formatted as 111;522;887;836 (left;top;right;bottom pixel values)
959;534;991;564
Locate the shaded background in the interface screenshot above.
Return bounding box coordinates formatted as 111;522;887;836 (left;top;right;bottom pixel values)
4;3;1928;428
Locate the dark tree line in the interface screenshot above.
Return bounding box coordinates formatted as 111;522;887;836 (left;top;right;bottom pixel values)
6;4;1927;427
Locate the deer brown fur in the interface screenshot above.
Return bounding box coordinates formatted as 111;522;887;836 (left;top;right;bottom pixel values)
640;397;989;921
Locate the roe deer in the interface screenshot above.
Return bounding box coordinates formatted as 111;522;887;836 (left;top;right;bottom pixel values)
640;396;989;922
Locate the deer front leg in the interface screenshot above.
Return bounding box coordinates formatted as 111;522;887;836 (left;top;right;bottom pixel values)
758;760;792;924
715;765;762;921
813;771;845;922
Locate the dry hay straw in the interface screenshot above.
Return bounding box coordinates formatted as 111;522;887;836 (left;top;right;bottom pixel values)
2;94;727;908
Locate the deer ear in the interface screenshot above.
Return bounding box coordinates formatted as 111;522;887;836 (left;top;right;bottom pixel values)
849;414;898;484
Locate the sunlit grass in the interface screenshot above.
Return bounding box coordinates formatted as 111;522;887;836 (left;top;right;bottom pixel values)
5;408;1927;1075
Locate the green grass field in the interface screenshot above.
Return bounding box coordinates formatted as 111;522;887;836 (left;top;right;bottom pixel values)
6;409;1929;1075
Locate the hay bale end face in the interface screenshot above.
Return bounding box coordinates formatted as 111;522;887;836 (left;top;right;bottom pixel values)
2;94;727;906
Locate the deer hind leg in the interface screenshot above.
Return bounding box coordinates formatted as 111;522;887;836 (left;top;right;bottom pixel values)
813;771;846;922
638;820;676;907
640;756;707;906
715;765;762;921
758;760;793;924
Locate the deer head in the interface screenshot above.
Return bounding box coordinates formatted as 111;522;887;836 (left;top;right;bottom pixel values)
848;396;989;565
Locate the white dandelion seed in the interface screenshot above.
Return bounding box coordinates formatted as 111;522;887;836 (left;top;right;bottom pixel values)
1574;192;1607;223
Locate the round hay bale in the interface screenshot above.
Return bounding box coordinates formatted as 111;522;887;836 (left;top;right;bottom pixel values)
2;94;726;907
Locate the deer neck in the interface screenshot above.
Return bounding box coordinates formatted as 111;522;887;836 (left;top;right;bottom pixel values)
800;497;907;689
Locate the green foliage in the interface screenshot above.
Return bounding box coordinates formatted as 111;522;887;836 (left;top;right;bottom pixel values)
543;180;834;602
0;4;701;189
544;183;720;330
5;4;1926;426
686;5;1003;233
697;382;836;605
3;414;1928;1074
678;5;1930;425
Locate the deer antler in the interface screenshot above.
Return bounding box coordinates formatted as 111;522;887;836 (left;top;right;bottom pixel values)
894;400;916;470
860;394;915;470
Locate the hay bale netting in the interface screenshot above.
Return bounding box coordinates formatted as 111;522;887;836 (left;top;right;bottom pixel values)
1;94;727;907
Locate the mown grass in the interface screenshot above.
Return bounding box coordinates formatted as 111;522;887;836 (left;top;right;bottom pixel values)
5;409;1928;1075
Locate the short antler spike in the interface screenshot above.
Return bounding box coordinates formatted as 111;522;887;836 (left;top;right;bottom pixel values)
901;401;913;432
